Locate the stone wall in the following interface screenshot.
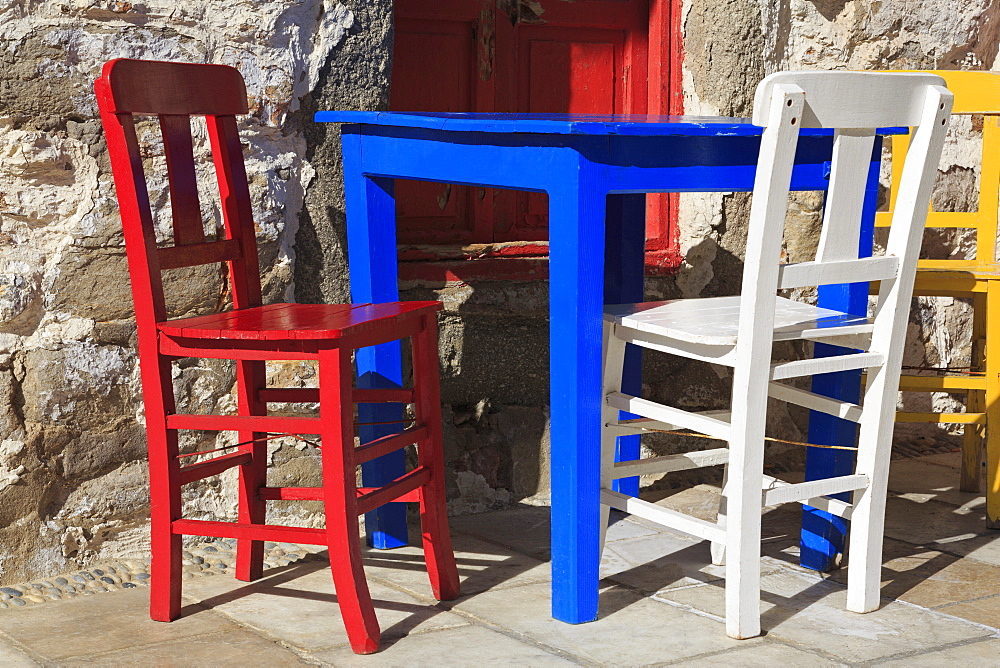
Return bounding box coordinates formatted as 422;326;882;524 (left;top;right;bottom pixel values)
0;0;996;582
0;0;362;581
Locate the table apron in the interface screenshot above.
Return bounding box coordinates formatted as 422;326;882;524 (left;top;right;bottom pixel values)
348;129;845;194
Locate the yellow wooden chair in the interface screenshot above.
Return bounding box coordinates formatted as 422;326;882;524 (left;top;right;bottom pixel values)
878;70;1000;528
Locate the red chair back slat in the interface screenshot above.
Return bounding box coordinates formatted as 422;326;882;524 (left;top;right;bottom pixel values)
159;115;205;246
95;58;262;333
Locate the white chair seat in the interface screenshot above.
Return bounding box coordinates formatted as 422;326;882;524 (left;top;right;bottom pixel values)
605;296;873;345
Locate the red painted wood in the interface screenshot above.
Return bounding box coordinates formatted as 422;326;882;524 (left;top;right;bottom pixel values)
355;466;431;516
354;426;428;465
391;0;679;279
158;239;242;270
257;387;415;404
177;450;252;486
258;486;325;501
356;488;422;503
172;519;327;545
96;59;248;116
157;301;440;341
411;315;461;600
159;115;205;246
255;487;423;504
97;59;459;655
235;357;267;582
166;413;323;434
320;345;381;653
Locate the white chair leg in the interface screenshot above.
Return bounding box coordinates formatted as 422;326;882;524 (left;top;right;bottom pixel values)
600;321;628;552
712;463;728;566
847;369;893;613
723;427;765;639
723;351;770;640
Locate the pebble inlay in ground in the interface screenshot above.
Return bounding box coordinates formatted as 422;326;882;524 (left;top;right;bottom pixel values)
0;540;317;609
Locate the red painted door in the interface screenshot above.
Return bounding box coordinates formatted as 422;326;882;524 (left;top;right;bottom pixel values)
391;0;680;275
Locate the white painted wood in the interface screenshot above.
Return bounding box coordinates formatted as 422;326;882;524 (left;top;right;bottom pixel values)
712;464;729;566
816;129;878;264
762;474;869;506
777;256;899;289
607;409;732;434
752;71;949;128
601;490;726;543
767;382;863;422
606;392;732;441
760;475;854;517
611;447;730;478
801;332;873;350
608;296;873;347
616;326;738;366
848;82;954;615
598;320;627;555
596;70;953;640
770;352;884;380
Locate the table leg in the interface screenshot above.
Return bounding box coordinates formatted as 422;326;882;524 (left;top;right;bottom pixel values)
800;144;881;571
549;179;608;624
342;130;409;549
605;194;646;497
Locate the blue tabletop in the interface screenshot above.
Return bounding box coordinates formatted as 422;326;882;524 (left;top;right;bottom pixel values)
317;111;907;138
317;111;776;136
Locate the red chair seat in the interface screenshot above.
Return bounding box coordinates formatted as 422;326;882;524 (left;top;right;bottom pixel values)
158;302;440;341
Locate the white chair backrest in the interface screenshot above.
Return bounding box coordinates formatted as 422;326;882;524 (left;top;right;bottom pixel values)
737;71;952;359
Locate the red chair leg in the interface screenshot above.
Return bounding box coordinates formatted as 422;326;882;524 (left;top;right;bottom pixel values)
411;317;461;601
146;359;183;621
320;346;380;654
235;360;267;581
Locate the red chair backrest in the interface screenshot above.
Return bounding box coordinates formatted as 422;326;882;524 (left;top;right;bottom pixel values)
95;59;263;335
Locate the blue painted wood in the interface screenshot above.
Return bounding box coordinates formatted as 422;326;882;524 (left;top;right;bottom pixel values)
341;130;409;549
548;164;608;624
604;194;645;498
800;138;884;572
325;113;903;624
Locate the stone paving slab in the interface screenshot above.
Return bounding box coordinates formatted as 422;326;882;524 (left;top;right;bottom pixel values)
312;624;576;666
657;567;996;663
887;452;986;509
59;629;311;667
0;587;248;662
878;637;1000;666
361;532;550;597
670;640;846;666
453;581;755;664
0;641;39;666
181;561;471;653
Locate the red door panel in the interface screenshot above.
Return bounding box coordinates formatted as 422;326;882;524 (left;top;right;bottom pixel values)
390;18;478;244
391;0;679;277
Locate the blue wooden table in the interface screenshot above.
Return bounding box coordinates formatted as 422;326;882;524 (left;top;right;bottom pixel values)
317;111;886;623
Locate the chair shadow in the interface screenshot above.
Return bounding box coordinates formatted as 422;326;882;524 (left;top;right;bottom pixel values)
188;524;548;644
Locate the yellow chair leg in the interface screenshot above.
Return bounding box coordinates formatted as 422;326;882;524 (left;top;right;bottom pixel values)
962;293;987;493
986;282;1000;528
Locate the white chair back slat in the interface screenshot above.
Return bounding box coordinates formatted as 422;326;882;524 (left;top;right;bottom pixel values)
816;130;876;263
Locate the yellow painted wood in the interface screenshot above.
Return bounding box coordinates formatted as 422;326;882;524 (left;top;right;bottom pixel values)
895;411;986;424
877;70;1000;520
897;375;987;391
986;281;1000;526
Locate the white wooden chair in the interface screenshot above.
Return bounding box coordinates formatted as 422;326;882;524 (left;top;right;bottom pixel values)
600;71;953;639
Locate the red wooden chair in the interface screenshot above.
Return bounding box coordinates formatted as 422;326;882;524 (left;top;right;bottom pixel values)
94;59;460;654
